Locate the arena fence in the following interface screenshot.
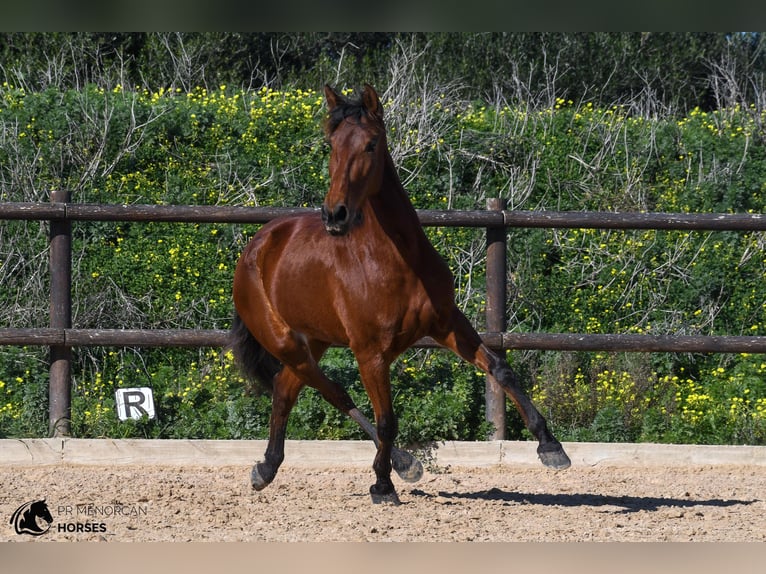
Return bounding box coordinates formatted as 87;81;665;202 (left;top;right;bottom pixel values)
2;190;766;437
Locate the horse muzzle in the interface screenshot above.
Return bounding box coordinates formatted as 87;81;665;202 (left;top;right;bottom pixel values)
321;203;360;236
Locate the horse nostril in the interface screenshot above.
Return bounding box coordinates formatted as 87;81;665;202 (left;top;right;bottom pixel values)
333;204;348;225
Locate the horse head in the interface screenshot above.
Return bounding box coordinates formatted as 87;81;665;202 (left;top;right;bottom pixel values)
321;84;387;236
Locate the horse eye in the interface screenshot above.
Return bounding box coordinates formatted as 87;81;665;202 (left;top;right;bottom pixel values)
364;138;378;153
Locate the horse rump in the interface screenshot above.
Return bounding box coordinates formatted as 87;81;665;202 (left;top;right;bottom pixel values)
228;312;282;395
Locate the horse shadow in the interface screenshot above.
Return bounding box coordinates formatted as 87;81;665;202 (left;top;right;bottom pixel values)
408;487;758;514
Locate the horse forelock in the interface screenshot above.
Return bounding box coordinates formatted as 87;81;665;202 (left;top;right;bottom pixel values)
324;94;381;137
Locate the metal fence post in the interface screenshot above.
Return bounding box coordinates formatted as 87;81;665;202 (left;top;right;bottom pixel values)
49;189;72;436
485;198;507;440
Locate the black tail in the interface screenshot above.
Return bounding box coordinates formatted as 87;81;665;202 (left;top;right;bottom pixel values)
228;312;282;395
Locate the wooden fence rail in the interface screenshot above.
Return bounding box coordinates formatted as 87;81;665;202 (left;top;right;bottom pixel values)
4;199;766;230
2;192;766;438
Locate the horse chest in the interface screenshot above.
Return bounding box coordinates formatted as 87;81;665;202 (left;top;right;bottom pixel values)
345;255;446;341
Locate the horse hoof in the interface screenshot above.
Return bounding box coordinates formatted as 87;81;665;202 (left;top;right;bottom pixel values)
537;442;571;470
370;489;401;505
250;462;273;491
391;447;424;483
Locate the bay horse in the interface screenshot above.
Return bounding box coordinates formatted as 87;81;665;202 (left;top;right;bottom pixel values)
231;84;570;503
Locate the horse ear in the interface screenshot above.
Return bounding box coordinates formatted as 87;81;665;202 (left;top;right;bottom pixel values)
362;84;383;121
324;84;340;110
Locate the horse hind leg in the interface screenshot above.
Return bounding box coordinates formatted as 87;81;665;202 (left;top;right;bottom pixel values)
487;353;571;470
251;368;303;490
248;331;422;493
435;309;571;471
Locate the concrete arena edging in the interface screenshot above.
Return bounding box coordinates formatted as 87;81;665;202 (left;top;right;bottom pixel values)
2;438;765;468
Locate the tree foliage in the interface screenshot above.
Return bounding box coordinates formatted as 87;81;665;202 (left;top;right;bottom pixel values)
2;32;764;112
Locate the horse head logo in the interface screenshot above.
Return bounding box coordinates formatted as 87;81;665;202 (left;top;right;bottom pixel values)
10;499;53;536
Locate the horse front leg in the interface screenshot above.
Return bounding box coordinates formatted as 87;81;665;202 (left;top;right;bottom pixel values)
346;407;423;483
302;378;423;483
435;308;571;470
356;354;400;504
251;368;303;490
297;341;423;483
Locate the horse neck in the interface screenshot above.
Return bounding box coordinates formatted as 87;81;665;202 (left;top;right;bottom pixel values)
367;151;423;240
365;151;449;281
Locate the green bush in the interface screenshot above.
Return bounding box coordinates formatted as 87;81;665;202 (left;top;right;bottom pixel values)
1;82;765;445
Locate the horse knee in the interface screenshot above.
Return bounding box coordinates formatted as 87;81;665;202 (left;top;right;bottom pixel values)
376;413;398;443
